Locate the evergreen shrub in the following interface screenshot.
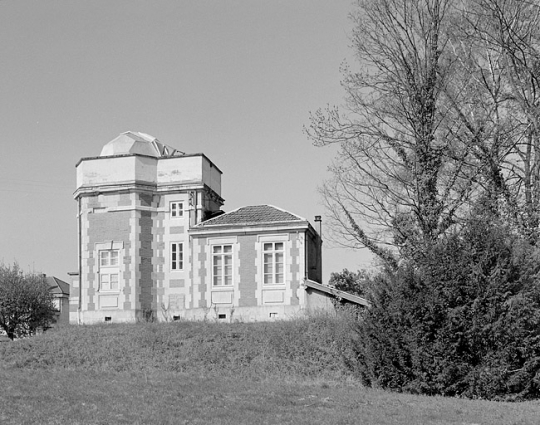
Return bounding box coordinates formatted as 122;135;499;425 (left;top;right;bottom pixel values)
355;217;540;400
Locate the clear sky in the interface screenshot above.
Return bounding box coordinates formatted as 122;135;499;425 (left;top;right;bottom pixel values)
0;0;373;283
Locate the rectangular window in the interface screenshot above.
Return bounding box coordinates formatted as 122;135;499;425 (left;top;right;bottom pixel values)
100;250;119;267
212;244;233;286
263;242;284;284
170;202;183;218
100;273;119;291
171;243;183;270
99;249;120;292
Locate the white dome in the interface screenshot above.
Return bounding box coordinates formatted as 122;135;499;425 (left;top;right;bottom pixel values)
100;131;184;158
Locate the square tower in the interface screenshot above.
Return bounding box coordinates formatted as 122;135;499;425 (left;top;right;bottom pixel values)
71;132;223;323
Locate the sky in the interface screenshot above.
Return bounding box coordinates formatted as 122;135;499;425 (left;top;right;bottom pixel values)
0;0;373;283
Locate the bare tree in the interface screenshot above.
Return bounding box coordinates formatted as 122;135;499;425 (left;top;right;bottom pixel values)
306;0;474;265
449;0;540;242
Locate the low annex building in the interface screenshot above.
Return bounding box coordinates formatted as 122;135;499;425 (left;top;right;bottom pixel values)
46;275;70;324
70;131;330;323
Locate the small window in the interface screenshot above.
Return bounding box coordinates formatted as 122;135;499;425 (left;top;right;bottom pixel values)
170;202;183;218
212;244;233;286
171;243;183;270
100;250;119;267
104;316;112;322
218;314;227;320
173;315;181;321
269;312;278;318
100;273;119;291
263;242;284;284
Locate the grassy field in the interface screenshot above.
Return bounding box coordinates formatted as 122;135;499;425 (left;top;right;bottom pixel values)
1;317;540;424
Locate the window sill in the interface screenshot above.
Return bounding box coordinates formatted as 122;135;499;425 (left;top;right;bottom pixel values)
211;286;234;291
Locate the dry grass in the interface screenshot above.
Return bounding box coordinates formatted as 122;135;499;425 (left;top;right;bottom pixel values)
0;314;358;381
1;316;540;424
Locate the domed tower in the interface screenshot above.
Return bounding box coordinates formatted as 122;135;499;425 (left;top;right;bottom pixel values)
71;132;223;323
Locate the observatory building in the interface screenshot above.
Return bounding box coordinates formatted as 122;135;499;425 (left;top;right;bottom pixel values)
70;132;331;323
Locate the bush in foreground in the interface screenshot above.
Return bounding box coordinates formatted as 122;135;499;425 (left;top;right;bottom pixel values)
356;216;540;400
0;263;56;340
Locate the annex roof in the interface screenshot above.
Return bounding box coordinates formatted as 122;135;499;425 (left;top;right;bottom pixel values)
196;205;305;227
46;276;70;296
304;279;370;307
100;131;185;158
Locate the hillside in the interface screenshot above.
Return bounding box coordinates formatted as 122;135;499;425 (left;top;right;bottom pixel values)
1;317;540;424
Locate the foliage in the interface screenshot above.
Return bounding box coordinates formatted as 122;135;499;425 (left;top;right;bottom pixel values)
308;0;540;401
307;0;540;263
306;0;473;266
355;213;540;400
449;0;540;243
0;263;56;340
328;268;368;297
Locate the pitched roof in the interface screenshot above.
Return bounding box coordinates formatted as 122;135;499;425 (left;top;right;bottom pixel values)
46;276;70;296
197;205;305;227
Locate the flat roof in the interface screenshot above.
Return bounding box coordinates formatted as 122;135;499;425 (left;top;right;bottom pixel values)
75;152;223;174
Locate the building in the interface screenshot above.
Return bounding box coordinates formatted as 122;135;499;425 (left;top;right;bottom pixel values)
188;204;322;321
70;131;357;324
45;275;70;324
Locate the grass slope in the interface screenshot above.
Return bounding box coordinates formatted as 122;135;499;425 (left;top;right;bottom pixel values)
0;315;357;380
1;317;540;424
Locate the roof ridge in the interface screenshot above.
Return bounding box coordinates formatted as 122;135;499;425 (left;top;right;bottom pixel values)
195;204;306;227
264;204;306;221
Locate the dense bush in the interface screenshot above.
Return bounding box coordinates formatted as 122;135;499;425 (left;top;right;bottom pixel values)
328;269;369;297
355;216;540;401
